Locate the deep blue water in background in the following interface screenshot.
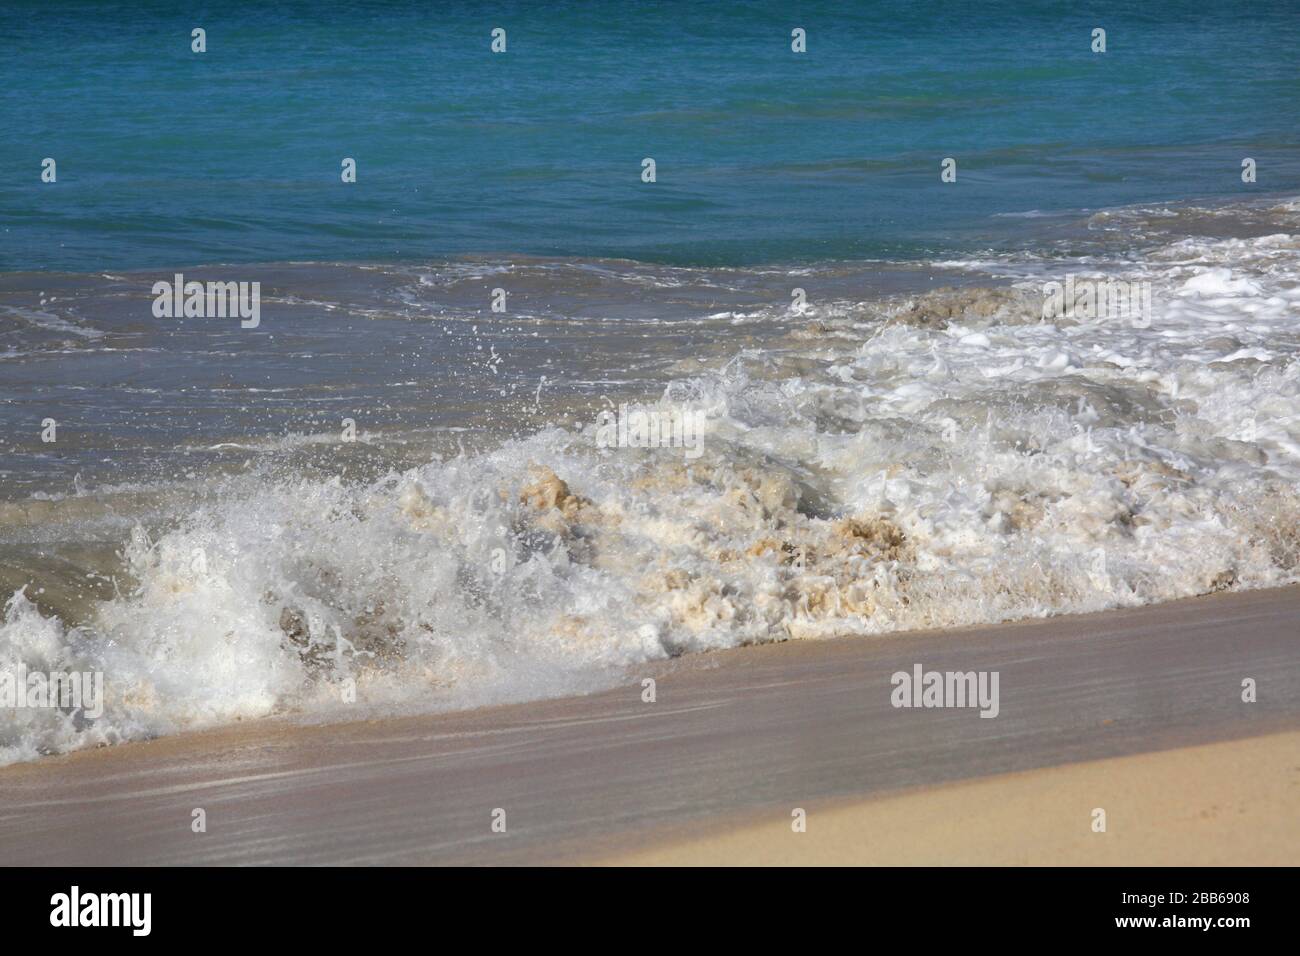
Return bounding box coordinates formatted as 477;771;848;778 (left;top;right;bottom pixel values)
2;0;1299;271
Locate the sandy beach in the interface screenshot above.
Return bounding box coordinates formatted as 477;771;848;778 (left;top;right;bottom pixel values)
1;585;1296;866
603;730;1300;865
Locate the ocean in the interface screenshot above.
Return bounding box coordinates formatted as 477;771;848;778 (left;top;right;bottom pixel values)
2;0;1299;763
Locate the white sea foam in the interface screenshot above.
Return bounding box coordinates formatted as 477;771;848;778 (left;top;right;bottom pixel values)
3;223;1300;765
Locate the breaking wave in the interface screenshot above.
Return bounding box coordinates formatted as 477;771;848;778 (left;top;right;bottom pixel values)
4;199;1300;765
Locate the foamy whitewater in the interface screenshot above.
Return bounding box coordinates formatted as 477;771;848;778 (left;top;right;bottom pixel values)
3;197;1300;764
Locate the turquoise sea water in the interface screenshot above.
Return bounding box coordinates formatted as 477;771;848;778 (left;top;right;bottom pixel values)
3;0;1298;270
4;2;1300;763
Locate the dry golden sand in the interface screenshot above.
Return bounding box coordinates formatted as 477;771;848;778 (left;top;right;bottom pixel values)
600;731;1300;866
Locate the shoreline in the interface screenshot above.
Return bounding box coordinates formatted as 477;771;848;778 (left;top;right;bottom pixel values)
598;730;1300;866
2;584;1297;864
2;580;1294;775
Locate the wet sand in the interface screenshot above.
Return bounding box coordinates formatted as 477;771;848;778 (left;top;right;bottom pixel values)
1;585;1297;865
